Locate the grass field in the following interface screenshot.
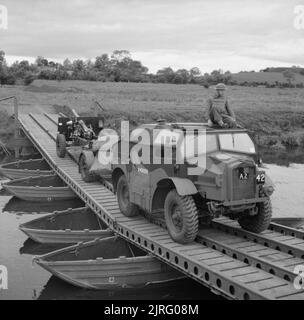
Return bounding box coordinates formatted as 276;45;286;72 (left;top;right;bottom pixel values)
0;80;304;150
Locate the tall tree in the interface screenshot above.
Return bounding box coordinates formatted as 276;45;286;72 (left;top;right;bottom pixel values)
190;67;201;78
35;56;48;67
111;50;131;62
95;54;111;74
156;67;175;83
0;50;5;65
63;58;72;70
175;69;190;84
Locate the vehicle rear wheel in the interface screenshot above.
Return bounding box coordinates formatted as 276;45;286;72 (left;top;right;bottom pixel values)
238;199;272;233
79;152;96;182
56;134;66;158
117;175;139;217
164;190;199;244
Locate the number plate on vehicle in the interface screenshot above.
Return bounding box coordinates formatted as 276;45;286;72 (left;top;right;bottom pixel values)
238;168;249;180
256;172;266;184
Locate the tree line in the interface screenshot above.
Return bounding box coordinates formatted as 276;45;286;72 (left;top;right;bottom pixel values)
0;49;301;88
0;49;232;87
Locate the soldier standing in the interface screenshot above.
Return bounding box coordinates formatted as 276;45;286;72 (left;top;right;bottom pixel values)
206;83;236;128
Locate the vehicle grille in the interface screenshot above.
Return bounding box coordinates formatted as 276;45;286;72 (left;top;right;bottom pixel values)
232;166;256;201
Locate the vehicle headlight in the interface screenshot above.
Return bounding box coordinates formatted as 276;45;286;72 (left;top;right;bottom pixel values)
98;120;104;128
263;185;274;197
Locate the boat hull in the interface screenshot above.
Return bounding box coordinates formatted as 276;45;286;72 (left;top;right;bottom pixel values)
37;258;184;290
4;185;77;201
35;237;185;289
272;217;304;229
2;175;77;202
20;208;113;244
21;228;113;244
0;159;53;180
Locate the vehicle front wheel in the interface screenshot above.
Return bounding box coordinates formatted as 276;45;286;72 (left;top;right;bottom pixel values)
79;152;96;182
238;199;272;233
116;175;139;217
56;134;66;158
164;190;199;244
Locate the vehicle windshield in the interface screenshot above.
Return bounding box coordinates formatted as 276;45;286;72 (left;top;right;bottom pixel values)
179;133;218;159
219;133;256;154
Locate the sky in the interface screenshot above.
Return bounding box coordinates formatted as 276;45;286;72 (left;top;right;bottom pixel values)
0;0;303;73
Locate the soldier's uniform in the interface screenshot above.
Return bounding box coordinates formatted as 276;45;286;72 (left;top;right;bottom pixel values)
206;83;236;128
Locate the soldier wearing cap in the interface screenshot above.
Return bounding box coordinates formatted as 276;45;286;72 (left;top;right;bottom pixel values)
206;83;236;128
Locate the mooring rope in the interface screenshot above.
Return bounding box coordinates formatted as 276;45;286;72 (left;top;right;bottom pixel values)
0;139;11;156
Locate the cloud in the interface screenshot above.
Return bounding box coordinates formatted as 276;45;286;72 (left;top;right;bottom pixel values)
0;0;303;72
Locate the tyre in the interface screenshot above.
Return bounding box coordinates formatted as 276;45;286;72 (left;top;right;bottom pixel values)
116;175;139;217
238;199;272;233
164;190;199;244
56;134;66;158
79;152;96;182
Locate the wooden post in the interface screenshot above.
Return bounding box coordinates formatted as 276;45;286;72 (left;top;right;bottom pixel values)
0;95;20;158
13;97;20;159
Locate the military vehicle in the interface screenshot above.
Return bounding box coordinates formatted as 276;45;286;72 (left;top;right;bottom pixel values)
56;109;105;158
111;121;274;244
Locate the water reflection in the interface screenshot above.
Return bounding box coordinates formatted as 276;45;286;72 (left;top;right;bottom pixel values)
37;276;222;301
0;195;221;300
20;239;68;256
260;147;304;167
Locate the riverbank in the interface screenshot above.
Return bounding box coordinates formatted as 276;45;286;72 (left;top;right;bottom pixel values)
0;80;303;152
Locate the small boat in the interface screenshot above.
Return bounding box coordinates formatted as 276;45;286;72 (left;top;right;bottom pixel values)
34;237;185;290
3;197;85;215
19;207;113;244
37;276;193;300
0;159;53;180
2;175;77;202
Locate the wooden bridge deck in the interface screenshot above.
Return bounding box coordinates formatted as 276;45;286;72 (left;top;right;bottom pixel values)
18;112;304;300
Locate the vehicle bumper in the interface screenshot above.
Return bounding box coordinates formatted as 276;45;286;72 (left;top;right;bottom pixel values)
222;197;269;207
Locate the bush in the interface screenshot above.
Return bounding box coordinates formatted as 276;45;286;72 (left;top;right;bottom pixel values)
0;71;17;85
299;134;304;148
38;70;56;80
258;135;279;147
5;74;17;85
281;133;299;148
0;110;14;143
24;74;36;86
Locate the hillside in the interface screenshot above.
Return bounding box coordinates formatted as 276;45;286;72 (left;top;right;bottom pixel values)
232;71;304;85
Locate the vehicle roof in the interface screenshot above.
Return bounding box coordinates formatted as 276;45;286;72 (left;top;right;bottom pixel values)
139;122;248;134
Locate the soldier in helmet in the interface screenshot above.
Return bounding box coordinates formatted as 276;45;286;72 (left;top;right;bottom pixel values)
206;83;237;128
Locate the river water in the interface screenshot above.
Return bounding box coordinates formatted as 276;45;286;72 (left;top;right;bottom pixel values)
0;157;303;300
0;190;220;300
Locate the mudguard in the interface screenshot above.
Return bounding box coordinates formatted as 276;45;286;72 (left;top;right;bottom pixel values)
170;178;198;196
265;173;275;189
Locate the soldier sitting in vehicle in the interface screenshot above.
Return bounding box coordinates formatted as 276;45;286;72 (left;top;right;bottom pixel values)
206;83;237;128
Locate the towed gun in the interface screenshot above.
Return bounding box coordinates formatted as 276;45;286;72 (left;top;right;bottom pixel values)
66;109;96;140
